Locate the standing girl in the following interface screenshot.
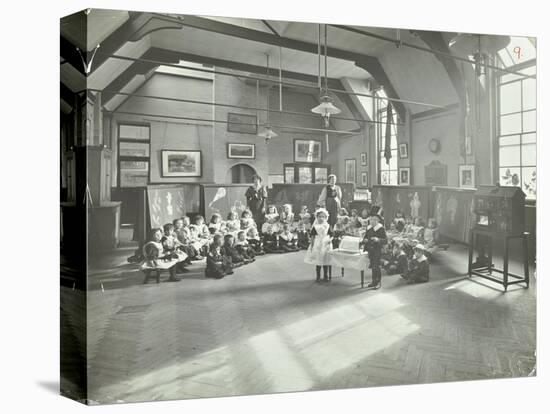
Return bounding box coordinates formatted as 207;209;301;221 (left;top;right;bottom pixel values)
304;208;333;282
317;174;342;230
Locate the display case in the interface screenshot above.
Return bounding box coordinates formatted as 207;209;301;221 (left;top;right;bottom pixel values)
473;185;525;235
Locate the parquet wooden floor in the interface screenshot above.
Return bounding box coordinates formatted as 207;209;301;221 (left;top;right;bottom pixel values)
63;243;536;404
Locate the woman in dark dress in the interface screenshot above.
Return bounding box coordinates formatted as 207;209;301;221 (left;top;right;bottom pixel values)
245;174;268;229
316;174;342;229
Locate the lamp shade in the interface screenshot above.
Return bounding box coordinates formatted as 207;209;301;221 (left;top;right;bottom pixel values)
258;125;278;141
448;33;511;55
311;95;341;116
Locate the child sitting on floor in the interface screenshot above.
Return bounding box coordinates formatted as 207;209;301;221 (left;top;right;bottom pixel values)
205;234;233;279
422;218;439;253
402;244;430;284
188;224;209;258
240;209;257;233
408;217;425;241
384;243;409;276
298;205;312;230
263;225;283;253
296;222;310;250
262;204;281;234
141;228;185;283
173;218;199;262
194;215;211;240
221;234;250;267
246;227;265;255
280;204;295;227
208;213;225;235
234;230;256;261
279;223;299;252
225;211;241;235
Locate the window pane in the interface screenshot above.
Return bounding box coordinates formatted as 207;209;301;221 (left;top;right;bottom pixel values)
389;171;398;186
120;162;149;187
522;78;536;110
523;133;536;144
500;135;520;146
522;167;536;199
119;124;150;140
500;113;522;135
389;152;398;170
522;110;536;132
499;167;521;187
120;161;148;170
499;145;521;166
119;141;150;157
380;171;390;185
521;144;536;166
298;167;312;183
499;81;522;114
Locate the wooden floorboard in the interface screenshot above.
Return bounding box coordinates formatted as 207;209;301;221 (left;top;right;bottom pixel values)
67;243;537;404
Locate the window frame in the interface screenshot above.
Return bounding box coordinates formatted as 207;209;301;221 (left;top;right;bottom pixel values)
375;92;398;185
496;62;536;200
117;122;151;188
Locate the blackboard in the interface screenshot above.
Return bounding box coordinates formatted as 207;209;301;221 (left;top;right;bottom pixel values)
268;183;355;215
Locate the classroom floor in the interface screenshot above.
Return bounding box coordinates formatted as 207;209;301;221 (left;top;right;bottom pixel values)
61;233;537;404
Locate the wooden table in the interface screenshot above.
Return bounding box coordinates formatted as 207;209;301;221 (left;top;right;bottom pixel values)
467;228;530;291
328;250;370;288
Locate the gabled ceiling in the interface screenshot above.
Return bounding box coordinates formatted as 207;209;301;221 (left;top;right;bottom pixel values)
61;9;494;118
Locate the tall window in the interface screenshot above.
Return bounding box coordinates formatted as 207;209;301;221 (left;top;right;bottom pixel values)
118;123;151;187
376;88;398;185
497;37;536;199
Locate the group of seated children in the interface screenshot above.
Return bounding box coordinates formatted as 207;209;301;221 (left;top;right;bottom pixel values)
138;204;319;281
378;212;441;284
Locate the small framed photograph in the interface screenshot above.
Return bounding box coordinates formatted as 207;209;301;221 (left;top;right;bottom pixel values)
161;150;202;177
227;113;257;134
360;171;368;187
398;143;409;159
398;167;411;185
360;152;368;166
345;159;356;183
459;164;475;188
227;143;255;159
294;139;321;163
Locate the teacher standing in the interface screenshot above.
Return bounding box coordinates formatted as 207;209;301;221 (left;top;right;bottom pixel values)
317;174;342;229
245;174;268;228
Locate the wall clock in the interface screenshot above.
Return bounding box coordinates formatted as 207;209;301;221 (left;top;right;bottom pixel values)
429;138;441;153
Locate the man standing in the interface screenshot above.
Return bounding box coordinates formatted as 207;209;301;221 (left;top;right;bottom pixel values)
245;174;268;228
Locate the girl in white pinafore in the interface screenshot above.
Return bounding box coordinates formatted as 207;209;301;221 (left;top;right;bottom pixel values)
304;208;333;282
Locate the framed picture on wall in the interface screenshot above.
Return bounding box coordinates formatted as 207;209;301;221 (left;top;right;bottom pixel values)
398;143;409;159
360;152;368;166
294;139;321;163
227;143;255;159
227;113;257;134
459;164;475;188
345;159;356;183
161;150;202;177
360;171;368;187
398;167;411;185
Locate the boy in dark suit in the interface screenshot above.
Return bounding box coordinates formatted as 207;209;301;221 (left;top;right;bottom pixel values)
362;213;387;289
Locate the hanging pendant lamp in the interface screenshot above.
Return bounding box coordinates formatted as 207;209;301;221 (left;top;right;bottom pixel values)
311;24;341;129
258;54;278;142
